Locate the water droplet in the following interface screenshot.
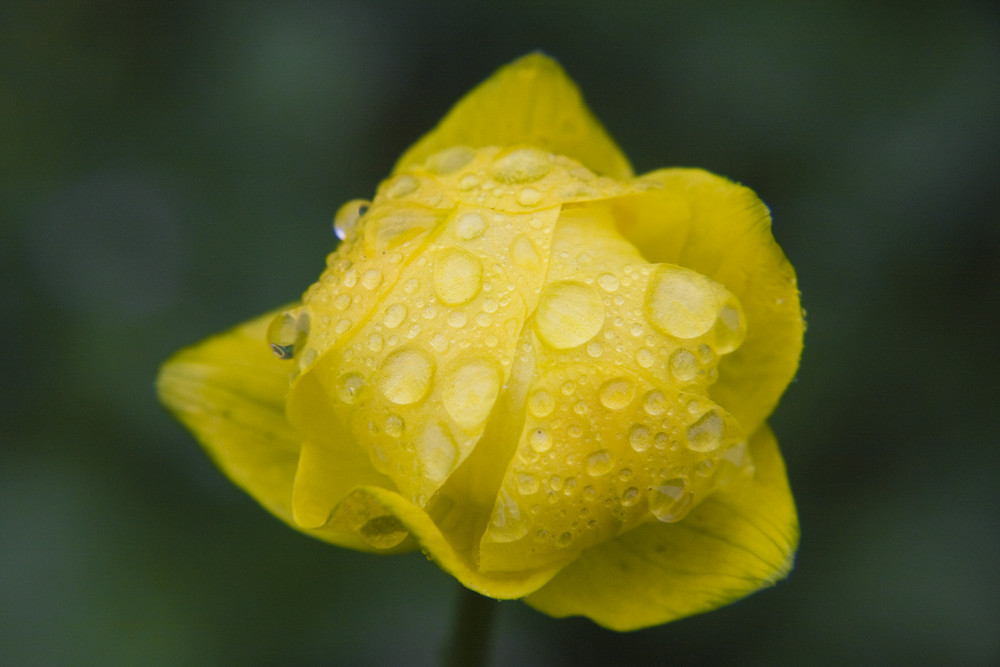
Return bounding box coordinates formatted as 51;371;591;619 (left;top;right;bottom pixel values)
621;487;640;507
361;269;383;290
516;186;543;207
516;472;539;495
334;318;351;335
430;333;449;353
686;409;724;452
384;174;418;199
384;414;404;438
629;424;652;452
669;348;699;382
335;372;365;404
458;174;481;191
527;427;552;453
586;450;613;477
489;490;530;542
492;147;551;183
635;347;655;368
649;477;694;523
334;293;352;310
425;146;475;174
714;302;746;354
416;418;457;484
383;303;407;329
586;341;603;358
333;199;369;241
556;531;573;547
442;357;501;430
646;266;725;339
597;273;619;292
454;212;486;240
643;390;669;416
448;310;468;328
510;235;541;270
528;390;555;418
534;281;605;349
267;310;309;359
599;378;635;410
583;486;597;501
378;347;434;405
434;248;483;305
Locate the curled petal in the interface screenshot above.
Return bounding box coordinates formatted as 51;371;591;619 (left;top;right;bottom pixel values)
524;424;798;630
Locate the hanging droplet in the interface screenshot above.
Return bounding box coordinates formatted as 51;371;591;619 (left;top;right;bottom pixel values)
333;199;370;241
267;310;310;360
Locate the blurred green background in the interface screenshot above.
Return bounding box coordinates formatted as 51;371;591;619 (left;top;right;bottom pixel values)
3;1;998;665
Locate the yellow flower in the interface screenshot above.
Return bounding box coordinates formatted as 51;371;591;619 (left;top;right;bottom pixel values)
157;53;803;631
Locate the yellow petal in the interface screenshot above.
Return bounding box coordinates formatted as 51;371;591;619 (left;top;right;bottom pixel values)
156;310;398;552
523;424;798;631
611;169;804;433
335;485;568;599
393;53;633;180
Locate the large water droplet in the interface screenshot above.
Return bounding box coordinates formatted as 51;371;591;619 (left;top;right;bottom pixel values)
516;186;543;207
425;146;475;174
528;390;555;417
378;347;434;405
510;235;541;270
335;372;365;404
415;417;457;484
488;490;530;542
383;303;407;329
534;281;605;349
492;147;551;184
361;268;383;290
384;414;405;438
267;310;310;359
434;248;483;305
649;477;694;523
599;378;635;410
643;390;669;416
384;174;418;199
442;357;501;430
333;199;370;241
686;409;724;452
714;301;746;354
454;212;486;240
597;273;619;292
629;424;652;452
516;472;539;495
586;450;613;477
527;427;552;453
646;266;724;339
669;348;699;382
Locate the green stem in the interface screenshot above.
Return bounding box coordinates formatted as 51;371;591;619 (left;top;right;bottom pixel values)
445;585;498;667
